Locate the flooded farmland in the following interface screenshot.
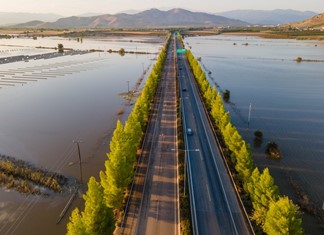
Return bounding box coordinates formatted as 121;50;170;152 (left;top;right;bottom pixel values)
0;35;164;235
185;34;324;234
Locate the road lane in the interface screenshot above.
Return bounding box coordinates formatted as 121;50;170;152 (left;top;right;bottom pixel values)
134;34;180;235
178;38;252;234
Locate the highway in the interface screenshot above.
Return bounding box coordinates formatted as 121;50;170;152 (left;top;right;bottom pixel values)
121;34;180;235
135;34;179;235
177;39;252;234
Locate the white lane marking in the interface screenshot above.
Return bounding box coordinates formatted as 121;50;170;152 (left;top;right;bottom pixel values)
206;185;212;202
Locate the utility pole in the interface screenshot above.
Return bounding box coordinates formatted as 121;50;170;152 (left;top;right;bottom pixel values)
126;81;130;93
73;140;83;184
248;102;252;129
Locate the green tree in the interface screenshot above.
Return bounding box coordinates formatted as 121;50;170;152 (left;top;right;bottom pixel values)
132;97;146;126
263;197;303;235
246;167;260;196
234;142;254;182
211;92;225;125
82;177;114;235
66;208;87;235
100;121;134;208
250;168;280;225
124;112;142;152
100;172;124;209
219;112;231;132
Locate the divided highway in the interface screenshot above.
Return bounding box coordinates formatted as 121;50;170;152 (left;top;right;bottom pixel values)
121;34;252;235
177;39;252;234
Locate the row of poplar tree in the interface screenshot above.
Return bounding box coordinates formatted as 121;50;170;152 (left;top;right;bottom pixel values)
185;48;303;234
66;33;171;235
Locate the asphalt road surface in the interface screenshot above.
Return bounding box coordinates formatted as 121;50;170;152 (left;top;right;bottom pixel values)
121;34;252;235
121;34;180;235
177;39;252;235
135;34;179;235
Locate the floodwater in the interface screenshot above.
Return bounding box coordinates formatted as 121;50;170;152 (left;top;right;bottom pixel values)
0;36;163;234
185;35;324;234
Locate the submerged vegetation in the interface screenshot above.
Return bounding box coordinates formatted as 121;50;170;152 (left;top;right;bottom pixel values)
223;89;230;102
0;154;68;195
266;141;281;159
254;130;263;148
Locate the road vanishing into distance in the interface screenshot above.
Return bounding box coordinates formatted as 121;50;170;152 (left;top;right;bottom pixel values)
121;33;252;235
121;34;179;235
177;37;252;234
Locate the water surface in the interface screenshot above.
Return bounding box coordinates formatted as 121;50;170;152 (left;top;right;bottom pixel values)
0;36;162;235
185;35;324;234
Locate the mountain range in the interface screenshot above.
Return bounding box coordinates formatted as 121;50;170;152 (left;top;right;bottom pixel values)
1;8;321;29
11;8;248;29
216;9;317;25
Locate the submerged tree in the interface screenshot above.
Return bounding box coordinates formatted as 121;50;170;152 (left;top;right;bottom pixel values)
118;48;125;56
58;43;64;53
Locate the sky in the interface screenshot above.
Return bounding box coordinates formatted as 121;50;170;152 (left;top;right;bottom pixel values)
1;0;323;16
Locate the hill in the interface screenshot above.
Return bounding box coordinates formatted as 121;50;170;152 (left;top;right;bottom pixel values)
291;12;324;28
216;9;317;25
12;8;248;29
0;12;62;26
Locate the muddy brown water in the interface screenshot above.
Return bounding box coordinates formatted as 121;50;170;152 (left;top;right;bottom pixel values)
0;36;163;235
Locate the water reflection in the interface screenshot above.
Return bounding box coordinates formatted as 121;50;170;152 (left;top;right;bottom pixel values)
0;36;163;234
185;35;324;234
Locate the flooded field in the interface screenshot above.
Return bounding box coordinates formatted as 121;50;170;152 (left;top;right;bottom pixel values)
0;35;164;234
185;35;324;234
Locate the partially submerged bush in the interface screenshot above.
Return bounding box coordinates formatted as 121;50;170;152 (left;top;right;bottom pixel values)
223;89;230;102
254;130;263;139
254;130;263;148
266;141;281;159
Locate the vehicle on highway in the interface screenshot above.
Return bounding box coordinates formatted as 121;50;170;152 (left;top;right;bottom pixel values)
182;88;187;91
187;128;193;135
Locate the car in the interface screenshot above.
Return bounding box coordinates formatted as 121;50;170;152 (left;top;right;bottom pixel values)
182;88;187;92
187;128;193;135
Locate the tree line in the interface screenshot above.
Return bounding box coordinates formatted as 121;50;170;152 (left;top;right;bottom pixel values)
66;33;171;235
185;47;303;234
